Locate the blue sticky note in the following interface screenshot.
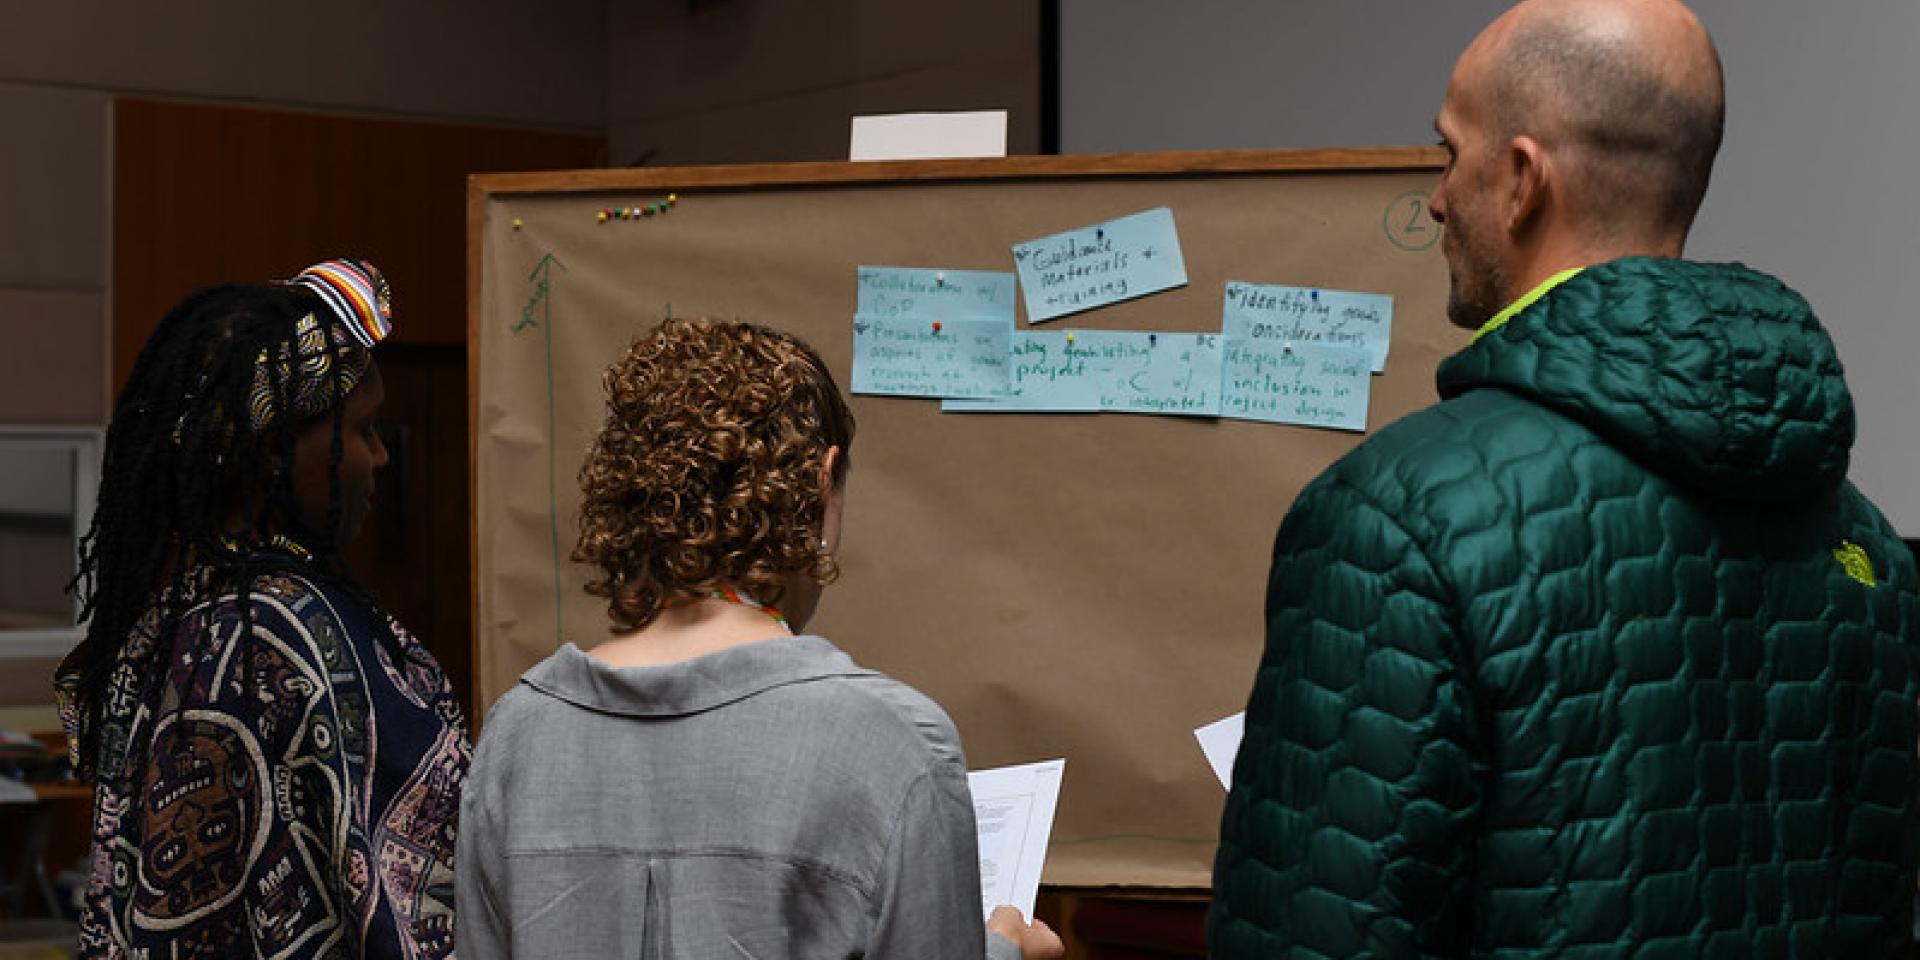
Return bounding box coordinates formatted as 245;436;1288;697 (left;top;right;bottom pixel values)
1067;330;1222;417
852;315;1011;399
1012;207;1189;323
942;331;1102;413
1222;339;1371;432
1222;281;1394;373
856;266;1017;323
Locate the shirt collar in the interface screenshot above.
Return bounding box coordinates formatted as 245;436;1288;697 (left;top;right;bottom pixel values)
1470;267;1584;344
521;635;873;717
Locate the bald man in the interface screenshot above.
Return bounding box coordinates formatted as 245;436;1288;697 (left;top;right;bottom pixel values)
1210;1;1920;957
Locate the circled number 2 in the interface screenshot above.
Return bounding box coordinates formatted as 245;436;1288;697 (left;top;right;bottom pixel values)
1383;190;1441;252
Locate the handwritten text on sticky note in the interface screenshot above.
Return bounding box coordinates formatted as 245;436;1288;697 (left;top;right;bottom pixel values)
1223;282;1394;373
1013;208;1188;323
942;331;1102;413
857;266;1017;323
1067;330;1222;417
1222;339;1370;431
852;315;1011;399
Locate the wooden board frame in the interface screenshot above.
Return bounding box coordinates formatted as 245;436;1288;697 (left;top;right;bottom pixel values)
467;147;1449;889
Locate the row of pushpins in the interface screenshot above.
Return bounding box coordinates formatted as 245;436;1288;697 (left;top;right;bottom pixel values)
598;194;679;223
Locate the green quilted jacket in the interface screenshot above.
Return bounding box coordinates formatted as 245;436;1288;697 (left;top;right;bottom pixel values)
1210;257;1919;958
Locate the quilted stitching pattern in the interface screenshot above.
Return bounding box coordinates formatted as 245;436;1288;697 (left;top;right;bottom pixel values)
1436;258;1855;505
1212;259;1919;959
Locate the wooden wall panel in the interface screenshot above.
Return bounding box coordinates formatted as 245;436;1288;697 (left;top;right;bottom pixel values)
113;99;604;384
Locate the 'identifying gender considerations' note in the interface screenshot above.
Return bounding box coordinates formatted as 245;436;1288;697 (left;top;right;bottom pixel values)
968;759;1065;921
857;266;1017;322
1223;281;1394;373
1069;330;1222;417
1012;208;1188;323
1222;339;1371;431
942;331;1102;413
852;316;1011;399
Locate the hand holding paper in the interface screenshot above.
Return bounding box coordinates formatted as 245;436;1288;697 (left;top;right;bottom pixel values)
987;905;1066;960
968;759;1065;922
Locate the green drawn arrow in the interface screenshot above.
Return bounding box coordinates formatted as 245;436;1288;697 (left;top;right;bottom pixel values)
513;253;567;334
520;252;569;643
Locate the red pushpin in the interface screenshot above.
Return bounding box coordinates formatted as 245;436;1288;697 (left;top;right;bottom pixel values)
932;321;944;333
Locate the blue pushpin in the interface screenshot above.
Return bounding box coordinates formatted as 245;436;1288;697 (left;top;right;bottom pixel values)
1149;333;1158;347
1311;289;1320;302
1095;228;1104;241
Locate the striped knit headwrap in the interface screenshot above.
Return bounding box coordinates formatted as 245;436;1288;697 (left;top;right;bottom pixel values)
248;259;395;432
285;258;393;348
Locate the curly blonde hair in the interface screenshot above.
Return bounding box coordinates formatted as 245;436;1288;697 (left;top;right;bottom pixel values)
574;317;855;631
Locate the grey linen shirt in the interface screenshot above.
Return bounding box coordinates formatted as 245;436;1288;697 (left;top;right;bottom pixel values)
457;635;1022;960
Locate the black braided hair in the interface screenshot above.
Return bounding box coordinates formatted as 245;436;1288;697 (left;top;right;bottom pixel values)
64;282;375;773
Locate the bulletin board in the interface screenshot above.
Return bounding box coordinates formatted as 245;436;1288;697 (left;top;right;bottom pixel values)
469;148;1452;889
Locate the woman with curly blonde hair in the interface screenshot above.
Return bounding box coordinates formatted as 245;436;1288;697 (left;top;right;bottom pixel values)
458;318;1061;960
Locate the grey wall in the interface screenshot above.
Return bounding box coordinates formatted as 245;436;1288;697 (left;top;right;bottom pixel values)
608;0;1041;166
0;81;111;427
0;4;606;131
1062;0;1920;534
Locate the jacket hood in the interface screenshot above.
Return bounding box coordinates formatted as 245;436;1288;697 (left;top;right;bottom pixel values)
1436;257;1855;505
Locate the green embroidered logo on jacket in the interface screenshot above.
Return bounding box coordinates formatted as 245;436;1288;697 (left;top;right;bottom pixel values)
1833;540;1876;587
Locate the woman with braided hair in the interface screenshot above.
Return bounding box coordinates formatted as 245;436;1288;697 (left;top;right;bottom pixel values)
55;260;468;960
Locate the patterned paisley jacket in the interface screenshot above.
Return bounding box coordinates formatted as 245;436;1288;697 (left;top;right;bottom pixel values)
65;552;469;960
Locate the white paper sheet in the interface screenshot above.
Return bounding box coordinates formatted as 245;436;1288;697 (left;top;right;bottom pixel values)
1195;711;1245;790
850;110;1009;161
967;757;1065;920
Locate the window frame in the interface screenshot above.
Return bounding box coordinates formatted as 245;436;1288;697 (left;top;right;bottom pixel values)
0;426;103;660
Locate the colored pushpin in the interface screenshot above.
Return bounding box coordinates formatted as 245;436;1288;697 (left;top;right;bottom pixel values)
1149;333;1158;347
932;321;943;334
511;217;523;231
935;272;945;286
641;205;654;216
667;193;678;206
597;210;609;223
1311;290;1320;302
1283;341;1295;354
1066;332;1076;343
1095;228;1104;241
